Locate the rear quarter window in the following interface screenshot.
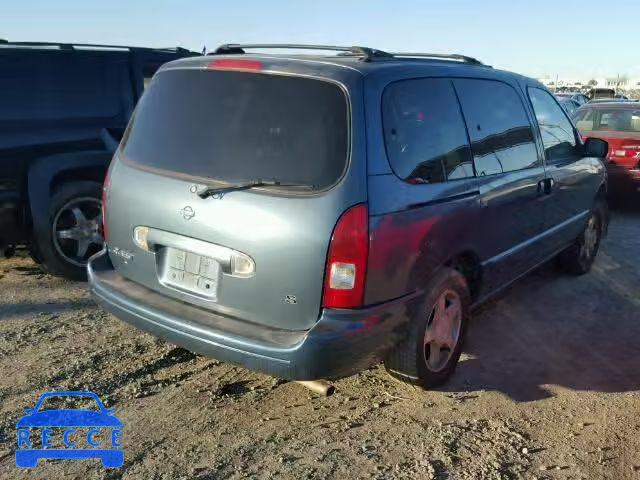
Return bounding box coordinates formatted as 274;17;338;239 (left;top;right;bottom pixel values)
0;51;133;122
382;78;473;184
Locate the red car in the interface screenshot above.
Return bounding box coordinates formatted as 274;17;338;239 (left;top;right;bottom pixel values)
575;102;640;195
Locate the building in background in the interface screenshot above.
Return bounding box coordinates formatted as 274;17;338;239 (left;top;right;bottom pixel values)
538;75;640;98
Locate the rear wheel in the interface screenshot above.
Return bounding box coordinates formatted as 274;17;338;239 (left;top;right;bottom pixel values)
14;451;38;468
101;450;124;468
385;268;471;389
555;198;606;275
33;181;104;281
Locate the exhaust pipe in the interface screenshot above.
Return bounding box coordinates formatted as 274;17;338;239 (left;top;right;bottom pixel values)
294;380;336;397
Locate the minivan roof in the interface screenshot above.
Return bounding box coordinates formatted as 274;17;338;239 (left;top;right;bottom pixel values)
161;43;539;87
211;43;485;64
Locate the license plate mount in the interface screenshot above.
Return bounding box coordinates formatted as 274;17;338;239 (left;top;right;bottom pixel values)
161;247;220;300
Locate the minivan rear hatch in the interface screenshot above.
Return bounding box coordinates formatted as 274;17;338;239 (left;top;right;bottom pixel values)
122;62;349;187
105;58;363;331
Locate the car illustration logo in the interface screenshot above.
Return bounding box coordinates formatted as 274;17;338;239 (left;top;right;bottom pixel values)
179;206;195;220
15;391;123;469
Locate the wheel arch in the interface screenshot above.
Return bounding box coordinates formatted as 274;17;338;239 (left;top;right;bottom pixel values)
595;181;609;237
445;250;482;302
27;151;112;238
596;181;607;198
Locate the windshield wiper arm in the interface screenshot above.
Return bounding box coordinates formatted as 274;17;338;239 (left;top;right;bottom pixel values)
197;179;316;199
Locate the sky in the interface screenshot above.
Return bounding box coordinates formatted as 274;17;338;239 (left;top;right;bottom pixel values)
3;0;639;79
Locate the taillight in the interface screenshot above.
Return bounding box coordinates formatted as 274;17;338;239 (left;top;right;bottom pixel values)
611;143;640;159
102;161;115;242
624;143;640;159
322;204;369;309
207;59;263;71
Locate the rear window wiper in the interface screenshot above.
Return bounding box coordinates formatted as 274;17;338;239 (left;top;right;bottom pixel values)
197;179;318;199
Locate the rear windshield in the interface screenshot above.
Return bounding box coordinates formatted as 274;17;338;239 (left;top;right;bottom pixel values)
121;69;349;190
575;108;640;133
590;88;615;99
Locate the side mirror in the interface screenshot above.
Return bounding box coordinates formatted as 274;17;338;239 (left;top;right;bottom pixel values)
584;137;608;158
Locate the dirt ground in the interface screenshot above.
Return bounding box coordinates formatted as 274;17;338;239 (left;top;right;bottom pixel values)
1;207;639;480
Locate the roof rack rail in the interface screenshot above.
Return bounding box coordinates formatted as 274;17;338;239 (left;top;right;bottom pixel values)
213;43;392;62
390;52;484;65
0;40;192;54
212;43;486;66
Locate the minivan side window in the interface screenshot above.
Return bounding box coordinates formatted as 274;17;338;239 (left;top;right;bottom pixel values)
528;87;578;164
382;78;473;184
454;79;539;176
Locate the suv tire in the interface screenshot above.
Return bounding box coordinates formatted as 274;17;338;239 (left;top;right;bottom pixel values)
385;267;471;389
33;181;104;281
555;198;607;275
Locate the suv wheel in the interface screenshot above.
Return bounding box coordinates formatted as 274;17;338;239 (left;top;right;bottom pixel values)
385;268;471;389
33;181;104;281
555;199;606;275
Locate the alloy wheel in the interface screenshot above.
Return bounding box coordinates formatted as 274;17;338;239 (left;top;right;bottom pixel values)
580;214;599;262
423;289;463;372
52;197;103;267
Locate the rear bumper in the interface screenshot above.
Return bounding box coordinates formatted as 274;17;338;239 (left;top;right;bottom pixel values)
88;250;414;380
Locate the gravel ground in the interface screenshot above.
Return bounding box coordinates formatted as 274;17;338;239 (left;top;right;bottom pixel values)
0;208;639;479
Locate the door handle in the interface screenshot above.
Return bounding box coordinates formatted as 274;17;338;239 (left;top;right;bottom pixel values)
538;178;554;195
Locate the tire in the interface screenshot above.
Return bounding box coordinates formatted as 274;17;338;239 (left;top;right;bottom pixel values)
28;241;43;264
555;198;606;276
32;180;104;281
14;450;38;468
385;267;471;389
101;450;124;468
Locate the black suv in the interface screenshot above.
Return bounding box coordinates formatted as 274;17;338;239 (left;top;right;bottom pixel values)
0;40;199;279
